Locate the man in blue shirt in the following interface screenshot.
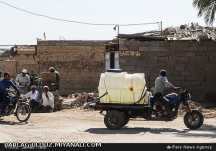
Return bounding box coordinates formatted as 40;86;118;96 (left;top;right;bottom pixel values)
0;72;20;113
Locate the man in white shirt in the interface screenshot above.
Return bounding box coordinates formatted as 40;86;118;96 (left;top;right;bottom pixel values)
33;86;54;113
15;69;30;94
23;85;40;111
152;70;180;117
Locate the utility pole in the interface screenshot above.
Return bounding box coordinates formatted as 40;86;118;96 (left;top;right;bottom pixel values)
160;21;163;32
113;25;119;36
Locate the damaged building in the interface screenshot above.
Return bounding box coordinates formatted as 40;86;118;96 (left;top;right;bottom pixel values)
1;23;216;102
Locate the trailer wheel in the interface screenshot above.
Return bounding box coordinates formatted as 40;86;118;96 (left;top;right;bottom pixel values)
104;110;125;130
124;115;130;126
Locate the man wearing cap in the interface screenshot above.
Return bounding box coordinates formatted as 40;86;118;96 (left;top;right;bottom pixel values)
152;70;180;117
15;69;30;94
49;67;60;91
22;85;40;111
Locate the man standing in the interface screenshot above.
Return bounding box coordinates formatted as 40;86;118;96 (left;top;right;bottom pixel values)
15;69;30;94
33;86;54;113
153;70;180;117
0;72;20;114
22;85;40;112
49;67;60;91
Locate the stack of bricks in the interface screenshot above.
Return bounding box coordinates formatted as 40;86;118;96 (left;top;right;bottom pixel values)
119;39;216;102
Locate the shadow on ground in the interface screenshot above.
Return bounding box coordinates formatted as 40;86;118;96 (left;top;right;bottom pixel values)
0;118;28;125
85;124;216;139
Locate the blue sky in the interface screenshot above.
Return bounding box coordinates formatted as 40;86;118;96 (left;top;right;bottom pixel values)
0;0;212;45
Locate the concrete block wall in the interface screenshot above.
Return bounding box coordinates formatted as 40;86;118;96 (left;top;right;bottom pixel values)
119;39;216;102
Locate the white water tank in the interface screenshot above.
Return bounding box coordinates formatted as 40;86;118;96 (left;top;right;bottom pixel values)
98;70;147;104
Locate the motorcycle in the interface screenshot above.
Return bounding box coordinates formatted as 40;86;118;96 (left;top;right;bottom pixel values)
90;88;204;130
149;88;204;130
0;93;31;122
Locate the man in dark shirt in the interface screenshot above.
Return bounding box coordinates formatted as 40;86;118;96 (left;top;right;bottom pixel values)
49;67;60;91
0;72;20;113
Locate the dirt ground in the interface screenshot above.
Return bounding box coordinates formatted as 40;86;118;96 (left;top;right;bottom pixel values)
0;108;216;143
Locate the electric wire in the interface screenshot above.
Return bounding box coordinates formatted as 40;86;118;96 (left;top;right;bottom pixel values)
0;0;160;26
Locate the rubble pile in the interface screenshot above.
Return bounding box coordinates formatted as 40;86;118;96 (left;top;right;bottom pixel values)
118;22;216;42
178;100;216;118
51;90;64;111
62;91;99;109
164;23;216;41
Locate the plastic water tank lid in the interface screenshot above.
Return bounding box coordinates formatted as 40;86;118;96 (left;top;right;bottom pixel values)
106;69;122;73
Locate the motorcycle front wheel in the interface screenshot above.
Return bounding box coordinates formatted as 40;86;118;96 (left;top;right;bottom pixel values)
184;109;204;130
16;103;31;122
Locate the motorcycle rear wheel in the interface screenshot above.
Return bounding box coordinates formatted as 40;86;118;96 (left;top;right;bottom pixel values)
184;109;204;130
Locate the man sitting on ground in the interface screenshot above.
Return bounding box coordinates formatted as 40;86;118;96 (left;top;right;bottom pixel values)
22;85;40;111
33;86;54;113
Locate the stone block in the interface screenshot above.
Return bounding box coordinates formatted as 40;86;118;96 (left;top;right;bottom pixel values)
191;81;201;86
126;66;135;71
199;41;216;46
176;51;186;56
174;76;184;81
206;51;216;56
158;56;168;61
168;46;178;51
186;52;195;56
197;46;208;51
174;66;184;71
207;46;216;51
187;46;197;51
159;41;170;47
139;41;150;47
196;51;205;56
170;41;179;47
139;47;149;51
178;57;188;62
150;41;159;47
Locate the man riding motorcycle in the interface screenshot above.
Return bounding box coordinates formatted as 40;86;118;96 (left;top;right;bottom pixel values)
0;72;20;114
151;70;180;118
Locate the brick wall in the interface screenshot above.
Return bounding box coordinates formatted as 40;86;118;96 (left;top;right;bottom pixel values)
0;56;11;71
36;40;106;95
119;39;216;102
6;40;106;96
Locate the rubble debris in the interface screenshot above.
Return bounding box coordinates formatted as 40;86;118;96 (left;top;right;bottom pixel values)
62;91;99;109
178;100;216;119
118;22;216;42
